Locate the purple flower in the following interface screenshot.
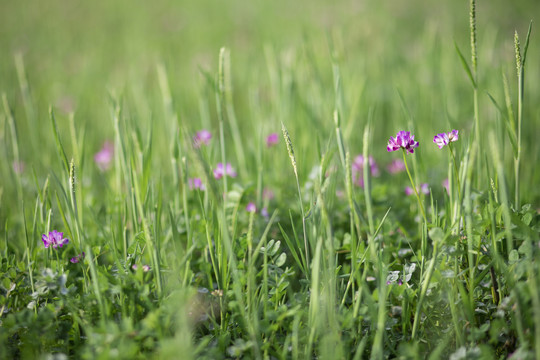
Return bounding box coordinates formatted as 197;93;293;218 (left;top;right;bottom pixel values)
261;207;269;218
246;202;257;213
352;155;380;177
70;252;85;263
433;130;458;149
213;163;237;179
405;183;430;196
94;141;114;171
448;130;459;142
132;264;150;272
188;178;205;191
387;159;405;174
193;130;212;148
266;133;279;147
387;131;419;154
41;230;69;249
351;155;380;188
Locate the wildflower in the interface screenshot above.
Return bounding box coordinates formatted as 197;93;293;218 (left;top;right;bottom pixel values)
352;155;380;188
352;155;380;177
41;230;69;249
266;133;279;147
132;264;150;272
433;130;458;149
387;159;405;174
246;202;257;213
94;141;114;171
213;163;237;179
193;130;212;148
188;178;205;191
387;131;419;154
70;252;85;264
261;207;269;218
405;183;429;196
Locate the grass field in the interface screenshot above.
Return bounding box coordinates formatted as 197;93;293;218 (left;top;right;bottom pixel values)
1;0;540;358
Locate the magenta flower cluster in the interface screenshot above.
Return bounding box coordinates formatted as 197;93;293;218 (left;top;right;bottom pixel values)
94;141;114;171
70;252;85;264
246;202;257;213
352;155;380;187
42;230;69;249
213;163;237;179
188;177;205;191
193;130;212;148
266;133;279;147
405;183;430;196
387;131;419;154
433;130;459;149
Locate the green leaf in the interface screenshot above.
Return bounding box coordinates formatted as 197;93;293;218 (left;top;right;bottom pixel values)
509;249;519;263
428;227;445;243
454;42;476;88
275;253;287;267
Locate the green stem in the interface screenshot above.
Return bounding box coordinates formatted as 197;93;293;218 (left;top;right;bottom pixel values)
448;144;462;200
402;150;428;224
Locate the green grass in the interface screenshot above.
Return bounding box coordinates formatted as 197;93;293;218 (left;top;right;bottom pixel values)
1;0;540;358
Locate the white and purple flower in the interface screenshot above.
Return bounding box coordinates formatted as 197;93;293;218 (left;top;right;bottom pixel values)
387;131;419;154
433;130;458;149
213;163;237;179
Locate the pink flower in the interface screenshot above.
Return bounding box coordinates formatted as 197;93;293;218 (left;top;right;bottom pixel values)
213;163;237;179
266;133;279;147
132;264;151;272
352;155;380;177
94;141;114;171
193;130;212;148
41;230;69;249
246;202;257;213
433;130;459;149
351;155;379;188
387;131;419;154
405;184;430;196
70;252;85;263
387;159;405;174
188;178;205;190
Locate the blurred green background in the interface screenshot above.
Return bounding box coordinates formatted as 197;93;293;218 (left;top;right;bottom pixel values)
1;0;539;200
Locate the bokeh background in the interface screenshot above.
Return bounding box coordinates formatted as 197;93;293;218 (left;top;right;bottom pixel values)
1;0;539;200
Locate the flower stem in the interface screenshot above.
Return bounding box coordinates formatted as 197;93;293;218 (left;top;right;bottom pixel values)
402;150;428;224
448;144;462;200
